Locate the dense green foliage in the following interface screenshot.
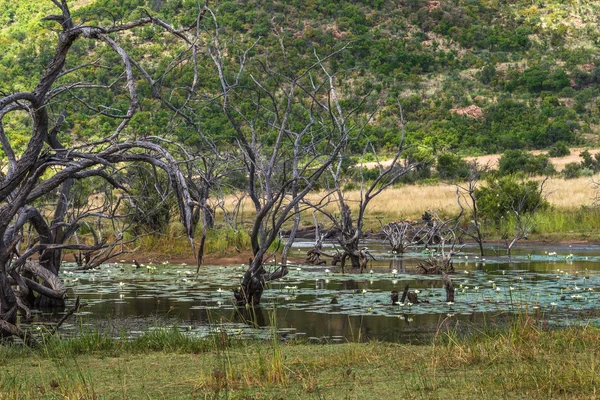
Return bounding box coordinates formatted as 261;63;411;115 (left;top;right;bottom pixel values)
498;149;555;176
1;0;600;159
476;176;548;224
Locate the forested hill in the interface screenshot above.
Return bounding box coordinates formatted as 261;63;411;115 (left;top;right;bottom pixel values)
1;0;600;157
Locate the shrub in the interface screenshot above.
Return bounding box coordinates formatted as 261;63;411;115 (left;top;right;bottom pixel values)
562;162;582;179
498;149;555;176
548;141;570;157
436;153;470;180
476;176;548;224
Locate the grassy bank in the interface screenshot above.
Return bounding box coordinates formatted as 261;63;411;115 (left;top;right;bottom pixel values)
2;320;600;399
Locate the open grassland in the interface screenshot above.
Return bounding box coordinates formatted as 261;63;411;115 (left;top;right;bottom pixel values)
221;174;599;225
2;320;600;399
137;172;600;259
314;174;599;222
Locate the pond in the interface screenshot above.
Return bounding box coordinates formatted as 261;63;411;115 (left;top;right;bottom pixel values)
34;241;600;343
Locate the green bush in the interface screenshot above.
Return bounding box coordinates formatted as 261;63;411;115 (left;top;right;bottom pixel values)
548;141;570;157
476;176;548;224
562;162;582;179
436;153;469;180
498;149;555;176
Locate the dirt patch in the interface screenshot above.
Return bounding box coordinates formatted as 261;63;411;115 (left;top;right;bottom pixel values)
450;105;484;119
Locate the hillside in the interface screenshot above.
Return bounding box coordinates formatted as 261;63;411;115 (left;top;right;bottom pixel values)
1;0;600;157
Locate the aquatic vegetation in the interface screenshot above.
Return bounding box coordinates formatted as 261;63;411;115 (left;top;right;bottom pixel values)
41;242;600;341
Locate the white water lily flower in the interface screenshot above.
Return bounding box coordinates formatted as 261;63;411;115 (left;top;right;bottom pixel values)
217;288;223;293
474;286;480;290
119;282;125;286
325;269;330;274
370;270;374;274
407;302;413;306
407;318;413;322
496;287;501;292
447;302;454;306
392;269;398;274
414;290;421;294
509;286;514;291
361;289;367;294
550;302;557;306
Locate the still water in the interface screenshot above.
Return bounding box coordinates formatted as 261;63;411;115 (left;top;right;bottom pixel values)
45;241;600;343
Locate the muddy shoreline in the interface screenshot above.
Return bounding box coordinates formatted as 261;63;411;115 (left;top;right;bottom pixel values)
118;237;600;267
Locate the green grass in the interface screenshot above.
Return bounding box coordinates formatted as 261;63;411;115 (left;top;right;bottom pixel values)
478;206;600;243
2;320;600;399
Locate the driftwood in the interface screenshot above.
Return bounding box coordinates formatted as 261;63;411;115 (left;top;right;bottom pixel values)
392;285;421;305
417;257;454;274
48;297;82;336
442;272;455;302
406;292;419;304
400;284;409;303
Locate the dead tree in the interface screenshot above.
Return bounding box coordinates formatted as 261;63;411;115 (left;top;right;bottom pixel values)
305;212;329;265
456;161;488;257
416;211;463;274
312;104;418;273
206;19;353;306
0;1;204;337
381;220;417;253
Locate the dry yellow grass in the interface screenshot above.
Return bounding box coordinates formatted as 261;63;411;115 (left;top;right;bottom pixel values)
219;174;600;224
465;147;600;171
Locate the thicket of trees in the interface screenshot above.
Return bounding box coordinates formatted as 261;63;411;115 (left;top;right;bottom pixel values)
1;0;600;158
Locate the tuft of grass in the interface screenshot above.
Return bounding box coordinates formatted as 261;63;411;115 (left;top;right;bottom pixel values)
3;323;600;398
